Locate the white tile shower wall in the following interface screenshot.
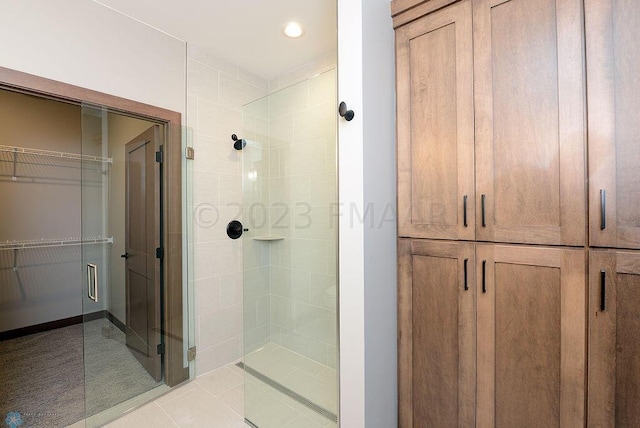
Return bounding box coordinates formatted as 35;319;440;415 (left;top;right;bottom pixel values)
267;66;338;368
187;44;269;375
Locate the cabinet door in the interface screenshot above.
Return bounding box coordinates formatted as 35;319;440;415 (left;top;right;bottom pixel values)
589;250;640;426
476;245;586;427
396;0;474;240
474;0;586;246
586;0;640;249
398;239;475;427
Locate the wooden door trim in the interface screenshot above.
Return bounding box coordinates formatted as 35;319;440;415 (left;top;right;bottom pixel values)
0;66;188;387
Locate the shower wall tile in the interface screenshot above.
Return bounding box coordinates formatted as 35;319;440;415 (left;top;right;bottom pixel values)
309;70;337;106
269;115;294;148
194;276;222;317
188;44;239;78
269;51;337;93
264;67;338;368
187;45;268;376
187;59;219;102
199;304;243;350
219;72;268;108
293;103;335;142
220;272;242;308
196;99;243;140
195;336;243;375
268;83;309;120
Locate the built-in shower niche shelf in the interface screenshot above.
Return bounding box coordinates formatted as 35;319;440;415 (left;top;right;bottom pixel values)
252;236;285;241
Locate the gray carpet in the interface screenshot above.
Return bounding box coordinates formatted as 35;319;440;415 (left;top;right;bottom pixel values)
0;319;161;427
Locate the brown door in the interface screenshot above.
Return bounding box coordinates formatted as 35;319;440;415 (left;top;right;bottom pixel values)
588;249;640;426
395;0;475;240
586;0;640;249
473;0;586;246
476;244;586;427
398;239;476;427
124;125;162;381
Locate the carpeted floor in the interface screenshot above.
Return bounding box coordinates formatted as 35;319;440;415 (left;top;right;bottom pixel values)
0;318;162;427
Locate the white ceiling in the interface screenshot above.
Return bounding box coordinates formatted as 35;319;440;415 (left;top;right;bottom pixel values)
94;0;337;81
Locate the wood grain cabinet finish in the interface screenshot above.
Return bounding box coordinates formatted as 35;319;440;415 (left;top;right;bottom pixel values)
398;239;476;427
474;0;586;246
396;0;475;241
586;0;640;249
476;245;586;428
588;250;640;427
396;0;586;245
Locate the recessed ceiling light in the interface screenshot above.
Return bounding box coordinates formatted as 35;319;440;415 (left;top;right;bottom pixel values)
283;22;304;38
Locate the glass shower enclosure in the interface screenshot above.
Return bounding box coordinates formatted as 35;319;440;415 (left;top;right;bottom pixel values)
240;69;338;427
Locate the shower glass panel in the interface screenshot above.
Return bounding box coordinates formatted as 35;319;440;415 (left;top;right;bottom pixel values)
81;105;167;426
242;69;338;427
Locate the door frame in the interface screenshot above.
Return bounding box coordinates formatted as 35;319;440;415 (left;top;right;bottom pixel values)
0;65;188;387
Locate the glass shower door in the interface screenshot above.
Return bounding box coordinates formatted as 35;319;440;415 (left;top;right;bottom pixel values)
81;105;165;426
242;70;339;427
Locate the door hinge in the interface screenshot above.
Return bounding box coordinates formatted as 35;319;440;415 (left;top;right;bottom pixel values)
185;146;194;160
156;247;164;259
155;150;163;163
157;343;165;355
187;347;196;362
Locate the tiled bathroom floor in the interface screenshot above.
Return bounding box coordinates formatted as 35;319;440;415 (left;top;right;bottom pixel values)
102;352;338;428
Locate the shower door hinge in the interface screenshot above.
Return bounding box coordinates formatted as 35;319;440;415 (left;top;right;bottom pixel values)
156;247;164;259
187;347;197;362
185;147;194;160
155;150;163;163
157;343;165;355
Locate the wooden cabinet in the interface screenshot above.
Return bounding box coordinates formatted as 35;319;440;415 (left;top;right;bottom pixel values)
393;0;639;426
396;0;475;241
399;241;586;427
476;245;586;427
586;0;640;249
396;0;586;246
588;250;640;426
398;239;475;427
474;0;586;246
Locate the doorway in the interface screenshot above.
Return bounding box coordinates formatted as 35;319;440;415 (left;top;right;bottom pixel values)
0;67;188;427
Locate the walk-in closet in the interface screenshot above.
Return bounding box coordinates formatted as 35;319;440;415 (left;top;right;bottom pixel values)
0;87;173;427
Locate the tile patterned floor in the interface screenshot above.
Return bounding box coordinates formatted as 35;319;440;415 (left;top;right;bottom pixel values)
81;344;338;427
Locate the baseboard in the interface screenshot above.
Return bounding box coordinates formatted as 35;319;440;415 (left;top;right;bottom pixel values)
0;310;126;341
106;311;126;333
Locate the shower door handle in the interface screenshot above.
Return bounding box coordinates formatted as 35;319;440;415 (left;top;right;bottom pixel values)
87;263;98;302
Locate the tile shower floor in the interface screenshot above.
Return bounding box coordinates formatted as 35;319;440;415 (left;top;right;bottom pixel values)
104;344;337;427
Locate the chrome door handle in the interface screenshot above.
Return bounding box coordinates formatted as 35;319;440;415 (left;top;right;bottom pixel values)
87;263;98;302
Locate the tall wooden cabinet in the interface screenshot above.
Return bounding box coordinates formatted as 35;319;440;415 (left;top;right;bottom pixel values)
393;0;640;426
396;0;474;241
473;0;585;246
586;0;640;250
398;240;476;427
475;245;585;427
588;250;640;426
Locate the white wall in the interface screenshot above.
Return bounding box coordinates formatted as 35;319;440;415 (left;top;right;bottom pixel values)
0;0;186;116
338;0;397;426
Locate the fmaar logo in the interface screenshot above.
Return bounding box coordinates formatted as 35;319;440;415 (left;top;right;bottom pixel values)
4;412;22;428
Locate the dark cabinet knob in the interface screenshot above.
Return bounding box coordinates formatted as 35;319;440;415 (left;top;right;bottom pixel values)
120;253;129;259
